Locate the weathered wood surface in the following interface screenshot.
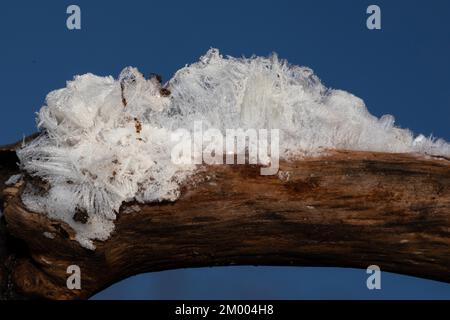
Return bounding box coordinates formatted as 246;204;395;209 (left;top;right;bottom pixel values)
0;136;449;300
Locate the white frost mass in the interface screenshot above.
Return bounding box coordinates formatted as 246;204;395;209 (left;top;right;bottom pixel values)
17;49;450;249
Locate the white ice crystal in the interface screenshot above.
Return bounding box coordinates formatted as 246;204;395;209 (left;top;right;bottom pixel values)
17;48;450;249
5;174;23;186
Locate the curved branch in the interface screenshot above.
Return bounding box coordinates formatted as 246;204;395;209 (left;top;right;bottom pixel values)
1;136;450;299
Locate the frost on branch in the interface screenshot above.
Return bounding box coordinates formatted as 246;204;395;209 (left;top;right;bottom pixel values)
15;48;450;249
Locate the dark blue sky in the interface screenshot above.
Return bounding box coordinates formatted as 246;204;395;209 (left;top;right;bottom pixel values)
1;0;449;299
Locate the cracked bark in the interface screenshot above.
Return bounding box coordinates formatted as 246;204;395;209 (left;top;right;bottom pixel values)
0;135;449;300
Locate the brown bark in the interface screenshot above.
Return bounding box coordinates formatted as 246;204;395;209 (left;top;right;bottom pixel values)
0;135;449;300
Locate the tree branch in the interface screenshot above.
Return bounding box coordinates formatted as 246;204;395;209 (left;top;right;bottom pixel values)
1;136;449;300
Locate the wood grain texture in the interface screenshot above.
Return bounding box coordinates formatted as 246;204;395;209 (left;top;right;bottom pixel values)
0;136;449;300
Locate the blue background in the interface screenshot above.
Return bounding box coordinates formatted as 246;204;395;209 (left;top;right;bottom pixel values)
1;0;449;299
